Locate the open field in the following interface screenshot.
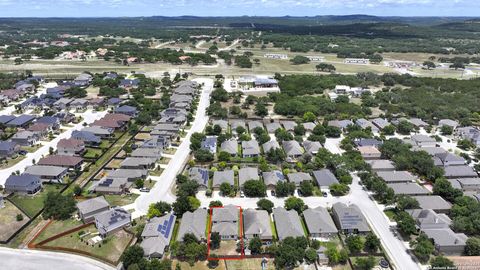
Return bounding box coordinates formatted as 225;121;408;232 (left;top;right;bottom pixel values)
32;219;83;244
0;201;30;242
103;193;139;206
9;184;64;217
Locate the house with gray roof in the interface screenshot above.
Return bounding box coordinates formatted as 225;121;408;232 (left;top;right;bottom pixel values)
411;135;436;147
266;122;282;133
93;177;132;195
438;119;458;129
82;126;114;138
312;169;339;189
248;121;264;133
387;183;430;195
188;167;209;190
220;140;238;156
354;138;382;148
238;167;260;186
201;136;217;154
455;178;480;192
0;141;20;159
372;118;389;130
331;203;370;234
328;120;353;130
140;213;176;258
7;115;35;128
4;174;41;195
107;169;147;182
11;131;38;146
423;228;468;255
262;170;285;189
357;146;381;160
212;170;234;189
212;119;228;131
230;120;246;134
407;209;451;230
414;195;452;213
377;171;416;183
456;126;480;146
273;207;304;241
241;140;260;158
444;165;478;179
262;140;280;153
302;140;322;155
282;140;303;160
408;118;429;128
355;118;378;132
76;196;110;223
131;148;162;160
243;209;273;241
287;172;312;187
413;146;447;156
303;207;338;238
177;208;207;242
280;121;296;132
24;165;68;183
211;205;239;240
94;207;131;237
303;122;316;132
366;160;395;172
120;157;156;170
433;152;466;167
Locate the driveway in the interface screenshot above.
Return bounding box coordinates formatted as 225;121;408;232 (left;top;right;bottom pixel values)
0;247;114;270
0;109;107;187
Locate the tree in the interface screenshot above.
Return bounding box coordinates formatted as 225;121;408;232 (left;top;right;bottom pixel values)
450;61;465;70
266;148;286;163
397;120;414;135
243;180;267;197
396;195;419;211
355;256;376;270
276;181;296;197
209;200;223;208
194;149;214;162
135;178;144;189
211;87;229;102
121;245;144;269
290;55;310;65
430;256;454;268
190;132;206;151
249;237;263;254
284;197;305;213
382;125;396;135
423;61;436;70
43;192;76;220
395;211;417;236
316;63;336;72
219;182;234;196
465;237;480;255
410;233;435;263
305;248;317;264
440;125;453;135
457;139;476;150
207;254;219;268
210;232;221;249
274;237;308;269
255;102;268;117
329;183;349;196
303;112;316;122
257;198;274;213
218;151;231;162
147;201;172;218
433;178;462;202
345;235;364;254
364;232;381;253
293;125;306;136
299;180;314;197
325;126;342;138
72;185;82;196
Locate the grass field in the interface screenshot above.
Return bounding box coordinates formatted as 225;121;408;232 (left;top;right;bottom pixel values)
173;260;226;270
0;155;26;169
0;201;30;242
33;219;83;244
9;184;64;217
43;225;132;263
83;148;103;159
103;193;139;206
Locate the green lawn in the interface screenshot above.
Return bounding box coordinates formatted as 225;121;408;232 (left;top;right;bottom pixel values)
103;193;139;206
270;219;277;241
33;219;83;244
0;155;27;169
99;140;112;149
83;148;103;159
9;184;64;217
384;209;397;221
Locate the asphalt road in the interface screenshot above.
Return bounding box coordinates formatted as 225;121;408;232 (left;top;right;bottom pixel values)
132;78;213;216
0;247;115;270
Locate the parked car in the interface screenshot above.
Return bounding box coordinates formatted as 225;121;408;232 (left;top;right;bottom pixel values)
271;190;276;196
322;192;328;197
240;191;245;198
139;188;150;192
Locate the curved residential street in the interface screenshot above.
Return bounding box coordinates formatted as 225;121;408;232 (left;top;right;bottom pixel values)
0;247;115;270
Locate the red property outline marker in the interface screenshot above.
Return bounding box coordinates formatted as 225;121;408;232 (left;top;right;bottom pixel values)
207;205;245;260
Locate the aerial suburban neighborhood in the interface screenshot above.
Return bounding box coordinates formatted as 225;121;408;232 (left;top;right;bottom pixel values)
1;2;480;270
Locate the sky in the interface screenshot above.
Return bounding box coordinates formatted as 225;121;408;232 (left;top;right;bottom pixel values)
0;0;479;17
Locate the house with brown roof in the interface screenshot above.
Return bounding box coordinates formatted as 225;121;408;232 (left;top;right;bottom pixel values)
27;122;51;138
38;155;83;170
57;138;85;156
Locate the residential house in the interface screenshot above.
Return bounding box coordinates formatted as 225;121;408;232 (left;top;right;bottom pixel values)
423;228;468;255
230;120;246;134
201;136;217;154
287;172;312;187
120;157;156;170
212;170;235;190
24;165;68;183
211;205;239;240
57;138;85;156
220;140;238;157
4;174;42;195
332;203;370;234
372;118;390;130
354;138;382;148
7;115;35;128
312;169;339;189
303;122;316;132
438;119;459;130
266;122;282;134
212;119;228;131
74;73;93;86
115;105;138;117
94;207;131;237
93;177;132;195
328;120;353;130
387;183;431;196
355;118;379;132
177;208;207;242
0;141;20;159
82;126;114;138
131;148;162;161
242;140;260;158
444;165;478;179
243;209;273;241
38;155;83;171
366;159;395;172
357;146;381;160
76;196;110;223
280;121;296;132
303;207;338;238
262;170;285;190
238;167;260;186
188;167;209;190
141;213;176;258
0;115;16;125
408;118;429;128
302;140;322;155
282;140;303;160
71;130;101;146
411;135;437;147
414;195;452;213
11;131;38;146
27;123;51;138
248;121;264;133
273;207;304;241
376;171;417;183
107;169;147;182
433;152;466;167
456;126;480;146
53;98;73;110
262;140;280;153
119;78;140;89
454;178;480;192
407;209;452;230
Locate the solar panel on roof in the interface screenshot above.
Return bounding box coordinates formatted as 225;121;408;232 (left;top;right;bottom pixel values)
163;215;174;238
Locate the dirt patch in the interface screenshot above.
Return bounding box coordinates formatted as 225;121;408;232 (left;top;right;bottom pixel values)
0;201;30;242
